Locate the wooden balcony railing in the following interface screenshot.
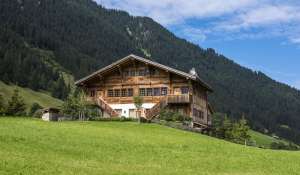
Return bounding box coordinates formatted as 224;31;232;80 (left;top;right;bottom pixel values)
166;94;191;104
145;94;191;119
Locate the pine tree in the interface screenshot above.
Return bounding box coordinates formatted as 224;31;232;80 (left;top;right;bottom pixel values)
0;94;5;115
238;116;251;144
6;89;26;116
223;115;233;140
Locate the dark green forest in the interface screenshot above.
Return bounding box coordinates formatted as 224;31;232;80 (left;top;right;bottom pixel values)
1;0;300;143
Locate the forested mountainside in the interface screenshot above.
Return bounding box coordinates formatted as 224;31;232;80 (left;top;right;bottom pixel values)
1;0;300;143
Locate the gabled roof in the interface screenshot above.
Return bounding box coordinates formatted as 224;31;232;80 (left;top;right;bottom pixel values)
75;54;212;91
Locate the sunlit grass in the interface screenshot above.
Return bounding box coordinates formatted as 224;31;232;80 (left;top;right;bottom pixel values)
0;118;299;175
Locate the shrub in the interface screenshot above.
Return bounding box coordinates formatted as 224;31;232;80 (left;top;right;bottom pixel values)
6;89;26;116
86;104;102;121
0;94;5;115
29;103;43;116
159;110;189;122
96;117;137;122
33;109;43;118
140;117;151;123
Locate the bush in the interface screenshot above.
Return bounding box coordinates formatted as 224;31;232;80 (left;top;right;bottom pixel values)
270;142;300;150
159;110;189;122
0;94;5;115
33;109;43;118
86;104;102;121
29;103;43;116
140;117;151;123
96;117;137;122
6;89;26;116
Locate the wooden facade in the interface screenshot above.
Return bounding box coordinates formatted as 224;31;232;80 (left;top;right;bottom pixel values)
75;54;213;128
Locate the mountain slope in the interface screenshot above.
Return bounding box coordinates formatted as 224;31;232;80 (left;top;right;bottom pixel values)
1;118;300;175
0;0;300;143
0;81;63;110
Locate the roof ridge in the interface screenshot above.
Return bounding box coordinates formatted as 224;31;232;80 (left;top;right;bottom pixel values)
75;54;212;91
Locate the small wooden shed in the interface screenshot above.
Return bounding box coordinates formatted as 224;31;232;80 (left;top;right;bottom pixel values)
42;108;60;121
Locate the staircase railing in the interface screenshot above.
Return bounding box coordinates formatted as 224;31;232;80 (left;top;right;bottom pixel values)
94;97;119;117
145;97;168;119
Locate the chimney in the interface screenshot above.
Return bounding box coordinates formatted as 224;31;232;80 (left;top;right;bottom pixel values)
189;67;198;77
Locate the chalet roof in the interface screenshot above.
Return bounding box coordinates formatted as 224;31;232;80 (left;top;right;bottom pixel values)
75;54;212;91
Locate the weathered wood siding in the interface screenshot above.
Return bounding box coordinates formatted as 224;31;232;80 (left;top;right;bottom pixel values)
83;60;210;124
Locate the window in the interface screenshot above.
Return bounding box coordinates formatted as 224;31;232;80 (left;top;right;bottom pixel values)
138;69;146;76
153;88;160;96
193;108;204;120
114;89;120;97
146;88;153;96
145;69;150;75
150;68;159;76
129;70;136;76
121;89;127;97
199;111;204;119
139;88;146;96
128;88;133;96
181;87;189;94
108;90;113;97
123;70;129;77
161;87;168;96
90;90;95;97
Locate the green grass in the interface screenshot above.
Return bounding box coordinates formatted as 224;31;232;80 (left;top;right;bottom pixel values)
0;118;300;175
0;81;63;110
249;130;289;148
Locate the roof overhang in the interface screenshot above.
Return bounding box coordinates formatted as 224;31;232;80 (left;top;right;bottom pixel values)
75;54;213;92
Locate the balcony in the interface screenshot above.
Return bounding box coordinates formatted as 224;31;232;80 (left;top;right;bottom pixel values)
166;94;191;104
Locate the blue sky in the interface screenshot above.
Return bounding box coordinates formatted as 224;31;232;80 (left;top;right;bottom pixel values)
95;0;300;89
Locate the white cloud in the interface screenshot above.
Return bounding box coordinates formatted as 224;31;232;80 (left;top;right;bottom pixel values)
295;81;300;89
179;27;209;43
95;0;300;45
96;0;258;25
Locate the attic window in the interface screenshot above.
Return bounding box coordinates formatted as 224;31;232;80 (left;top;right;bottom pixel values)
129;70;136;76
150;69;159;76
90;90;95;97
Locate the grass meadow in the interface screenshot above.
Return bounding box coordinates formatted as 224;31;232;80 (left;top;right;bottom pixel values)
0;117;300;175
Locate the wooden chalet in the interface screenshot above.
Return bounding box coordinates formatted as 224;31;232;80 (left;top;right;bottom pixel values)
75;54;213;128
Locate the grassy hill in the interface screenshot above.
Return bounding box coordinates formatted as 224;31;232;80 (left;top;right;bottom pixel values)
2;0;300;144
0;81;63;111
0;118;299;175
249;130;290;149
